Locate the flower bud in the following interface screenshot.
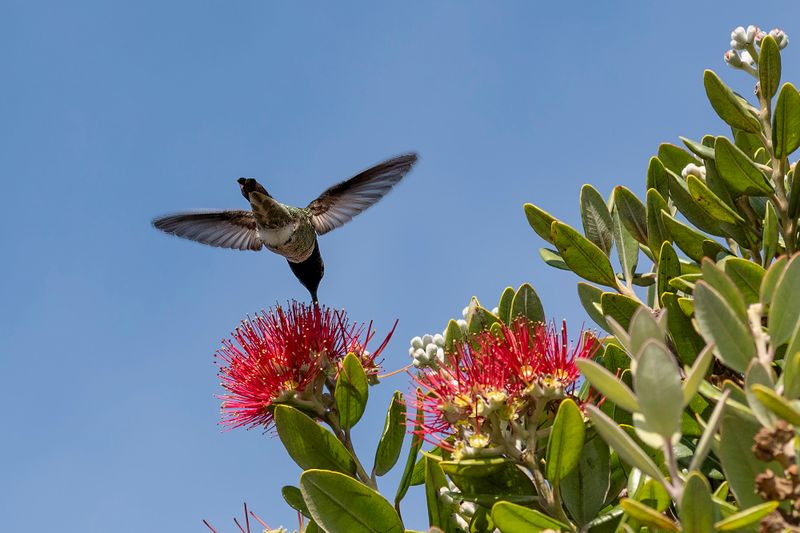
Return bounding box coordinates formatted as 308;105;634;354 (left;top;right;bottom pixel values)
436;347;445;363
410;336;423;349
433;333;445;347
461;306;470;319
681;163;706;180
731;26;747;49
746;25;759;43
422;333;433;346
770;28;789;49
740;50;755;67
456;319;468;331
725;50;744;68
425;344;439;360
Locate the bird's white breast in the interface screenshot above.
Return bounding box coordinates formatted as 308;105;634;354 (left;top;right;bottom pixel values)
259;223;297;248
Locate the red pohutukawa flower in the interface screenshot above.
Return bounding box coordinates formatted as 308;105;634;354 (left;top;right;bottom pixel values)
412;318;599;445
216;302;395;431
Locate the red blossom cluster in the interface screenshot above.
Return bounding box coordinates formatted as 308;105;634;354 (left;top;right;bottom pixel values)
412;318;599;443
216;302;395;431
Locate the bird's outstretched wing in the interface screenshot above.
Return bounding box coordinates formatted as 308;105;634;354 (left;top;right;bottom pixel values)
152;210;263;251
307;153;418;235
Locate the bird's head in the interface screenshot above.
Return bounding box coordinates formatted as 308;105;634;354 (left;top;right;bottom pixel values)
237;177;271;200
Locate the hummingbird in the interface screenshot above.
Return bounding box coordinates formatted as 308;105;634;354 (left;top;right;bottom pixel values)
152;153;418;302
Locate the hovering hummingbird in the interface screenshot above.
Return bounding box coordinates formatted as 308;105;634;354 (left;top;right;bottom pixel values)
152;153;418;302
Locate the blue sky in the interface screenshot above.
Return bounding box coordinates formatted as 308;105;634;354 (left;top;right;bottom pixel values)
2;2;799;531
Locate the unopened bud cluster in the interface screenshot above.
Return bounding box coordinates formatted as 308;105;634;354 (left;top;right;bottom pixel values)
409;333;446;368
681;163;706;180
725;25;789;76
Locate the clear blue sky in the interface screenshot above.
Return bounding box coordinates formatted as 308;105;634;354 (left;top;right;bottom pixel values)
2;2;798;531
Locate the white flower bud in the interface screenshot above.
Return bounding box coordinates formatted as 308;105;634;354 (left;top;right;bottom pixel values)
731;26;747;48
436;347;445;363
491;306;499;315
741;50;755;66
725;50;743;68
461;502;477;516
410;336;423;349
426;344;439;360
421;334;433;346
408;346;415;356
433;333;445;347
770;28;789;49
746;25;759;43
461;306;470;319
456;319;468;331
681;163;706;180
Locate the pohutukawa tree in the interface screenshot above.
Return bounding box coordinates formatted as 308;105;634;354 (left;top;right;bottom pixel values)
206;24;800;533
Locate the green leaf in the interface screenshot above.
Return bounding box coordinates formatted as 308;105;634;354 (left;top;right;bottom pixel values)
335;353;369;430
656;242;680;307
577;359;639;412
680;473;714;533
545;399;585;483
394;390;424;507
510;283;545;325
719;415;769;507
282;485;311;518
666;171;724;236
497;287;515;324
760;254;789;307
539;247;569;270
577;282;610;331
715;501;780;531
634;478;670;512
620;498;679;531
734;129;764;158
783;349;800;400
444;319;464;352
373;392;406;477
745;360;778;428
703;69;761;133
647;156;670;198
300;470;403;533
689;389;730;473
581;184;613;255
714;136;774;196
662;292;705;365
524;203;557;244
687;175;744;224
701;259;748;321
561;436;611;527
612;205;639;286
768;254;800;346
683;344;714;405
629;307;665;359
634;341;683;441
759;35;782;99
424;457;451;529
693;281;756;373
646;188;670;260
600;293;643;330
613;186;648;245
660;211;710;262
440;457;534;497
762;201;779;266
585;405;666;486
552;221;618;287
275;406;357;475
751;384;800;425
722;258;765;306
773;82;800;158
680;136;716;160
490;502;570;533
658;142;699;175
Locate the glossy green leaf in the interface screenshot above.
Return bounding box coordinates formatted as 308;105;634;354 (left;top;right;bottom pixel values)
680;136;716;160
773;82;800;158
440;457;535;497
701;259;748;321
660;211;709;262
577;282;609;331
581;184;613;255
634;478;670;512
612;205;639;285
539;247;569;270
629;307;664;359
552;221;618;287
424;456;450;529
335;353;369;430
620;498;679;531
687;175;744;224
300;469;403;533
497;287;515;324
545;399;585;482
524;203;557;244
490;501;570;533
646;188;670;260
683;344;714;405
282;485;311;518
613;186;648;245
600;293;643;330
667;170;724;236
663;292;705;365
634;340;683;440
444;319;464;352
373;392;406;477
680;472;714;533
693;281;755;373
576;362;639;415
704;69;761;133
656;242;680;306
762;201;779;267
658;142;699;175
768;254;800;346
714;136;773;196
585;405;666;485
719;415;768;507
561;436;611;527
783;349;800;400
751;384;800;425
734;129;764;158
275;406;357;475
759;35;781;99
715;501;780;531
510;283;545;325
746;360;778;427
647;156;670;198
689;389;730;473
394;390;424;507
722;257;765;306
760;254;789;307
